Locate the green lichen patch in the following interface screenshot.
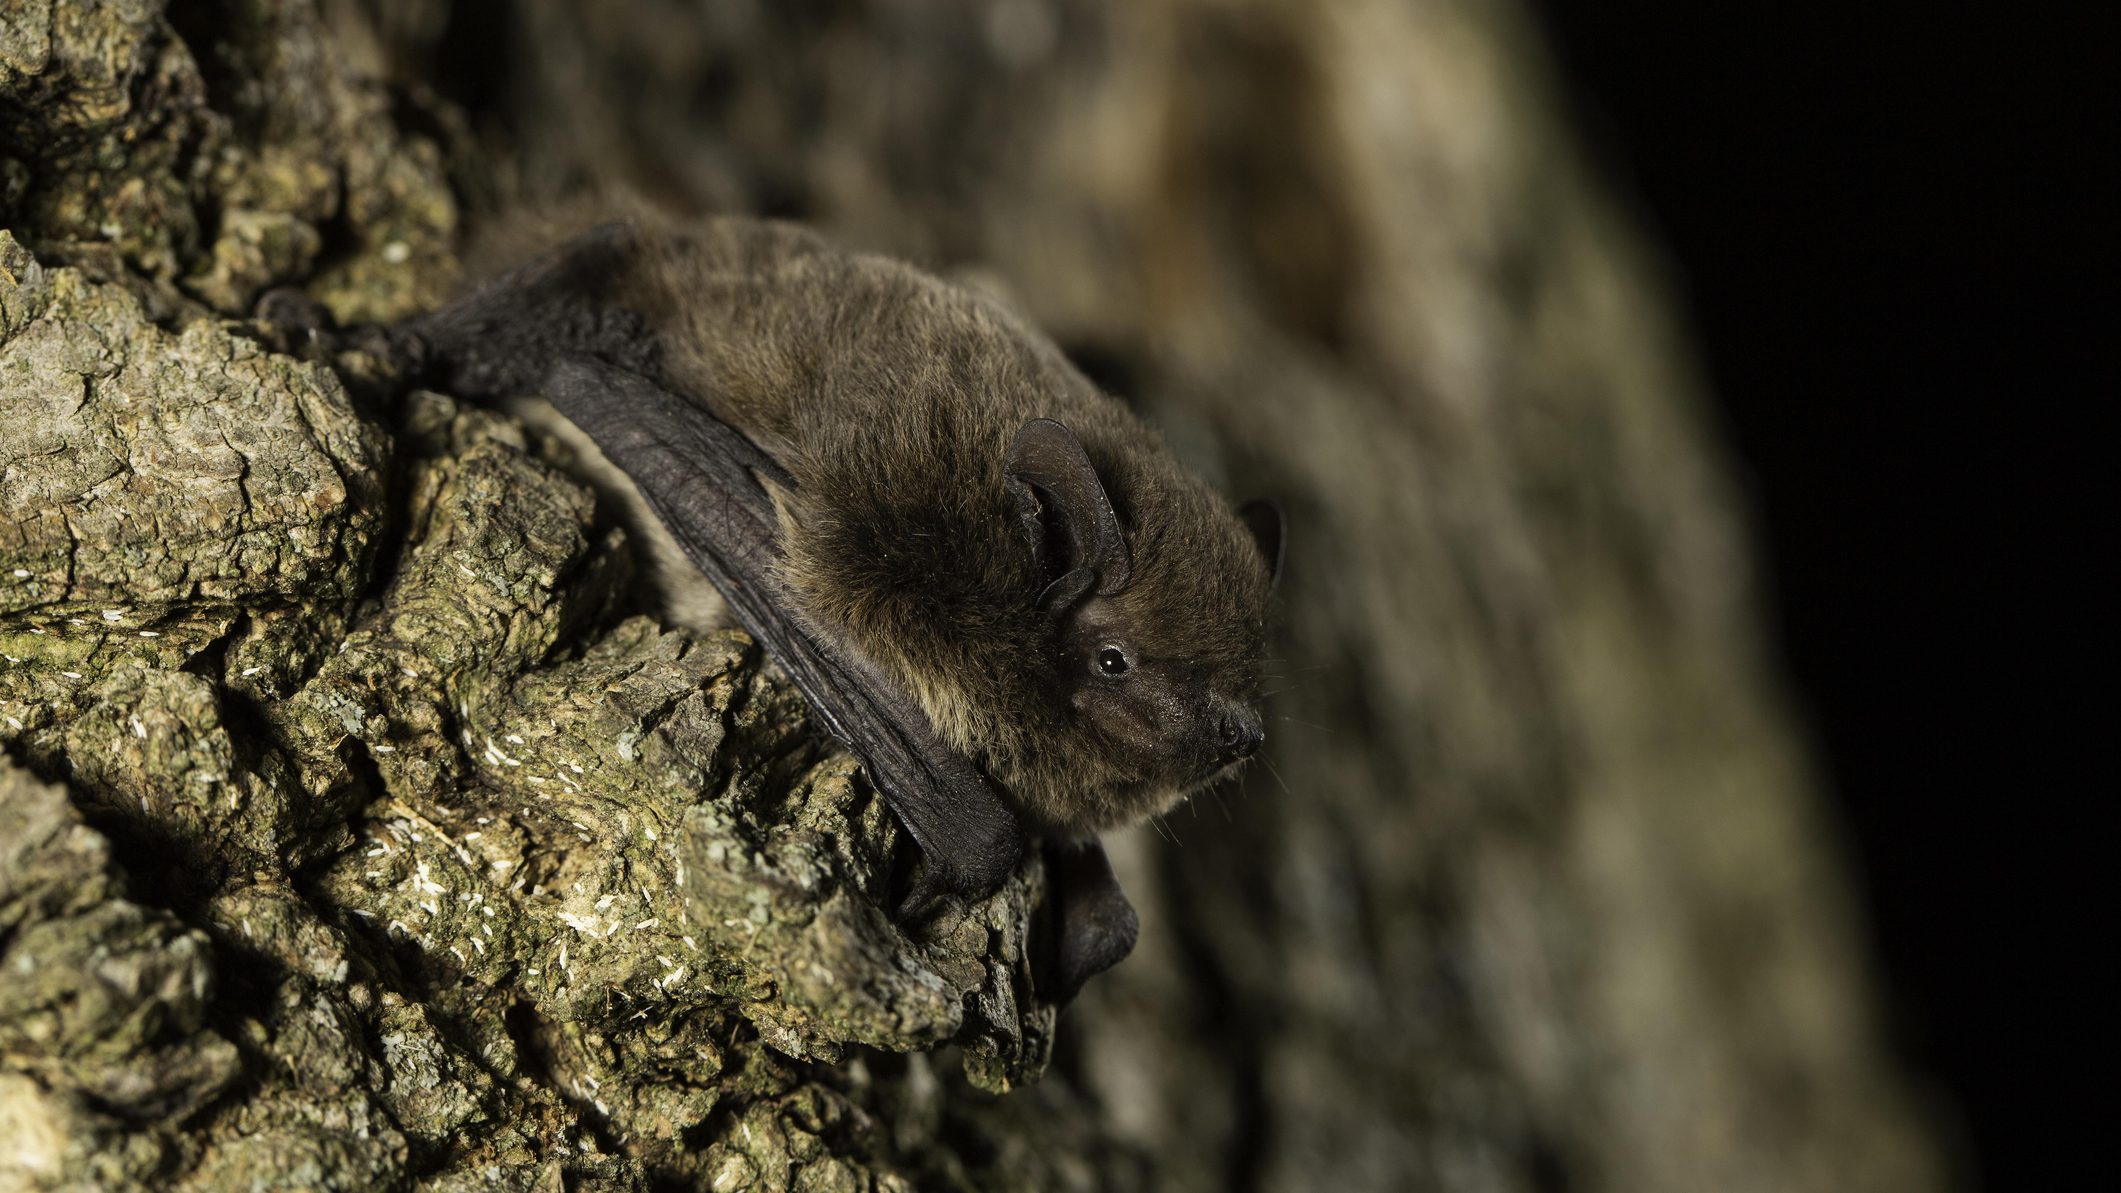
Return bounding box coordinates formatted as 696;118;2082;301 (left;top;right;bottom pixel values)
0;605;235;738
0;0;456;317
55;662;331;882
0;760;241;1189
0;233;388;624
692;1091;920;1193
258;394;624;807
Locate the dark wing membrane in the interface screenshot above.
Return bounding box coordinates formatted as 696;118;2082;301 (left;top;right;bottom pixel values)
406;221;656;399
540;354;1026;902
1039;839;1141;1005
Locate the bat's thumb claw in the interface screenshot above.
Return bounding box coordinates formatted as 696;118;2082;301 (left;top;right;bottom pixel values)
890;859;947;924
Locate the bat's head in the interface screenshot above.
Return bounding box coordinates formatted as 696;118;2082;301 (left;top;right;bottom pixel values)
1003;419;1284;832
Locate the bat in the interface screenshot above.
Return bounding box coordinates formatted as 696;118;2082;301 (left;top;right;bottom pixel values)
275;215;1282;1003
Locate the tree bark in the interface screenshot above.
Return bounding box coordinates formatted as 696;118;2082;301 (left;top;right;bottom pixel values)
1;1;1948;1190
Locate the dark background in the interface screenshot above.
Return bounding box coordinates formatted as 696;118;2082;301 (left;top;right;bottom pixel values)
1522;5;2103;1188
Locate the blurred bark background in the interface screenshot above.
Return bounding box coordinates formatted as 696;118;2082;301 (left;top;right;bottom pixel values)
0;0;1950;1190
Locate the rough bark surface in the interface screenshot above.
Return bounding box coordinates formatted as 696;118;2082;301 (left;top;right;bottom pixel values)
1;1;1947;1191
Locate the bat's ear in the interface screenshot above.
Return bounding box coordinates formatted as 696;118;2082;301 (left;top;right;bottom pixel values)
1005;418;1132;602
1239;498;1284;592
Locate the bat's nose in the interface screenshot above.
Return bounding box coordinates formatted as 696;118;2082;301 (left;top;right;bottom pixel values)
1217;709;1263;761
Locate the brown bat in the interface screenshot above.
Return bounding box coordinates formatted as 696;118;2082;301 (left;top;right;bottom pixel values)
284;215;1282;1002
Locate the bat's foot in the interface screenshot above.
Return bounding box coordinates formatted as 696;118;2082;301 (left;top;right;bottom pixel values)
890;836;1139;1007
887;832;973;924
885;821;1031;924
252;287;427;378
890;858;948;923
253;287;338;352
1035;838;1140;1007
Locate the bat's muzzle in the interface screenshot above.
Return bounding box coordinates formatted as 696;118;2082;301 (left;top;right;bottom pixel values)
1217;708;1264;762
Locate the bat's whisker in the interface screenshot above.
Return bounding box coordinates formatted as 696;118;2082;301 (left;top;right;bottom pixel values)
1148;814;1180;847
1258;754;1295;800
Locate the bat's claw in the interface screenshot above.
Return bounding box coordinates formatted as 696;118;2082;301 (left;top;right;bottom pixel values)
252;288;427;378
890;855;949;923
886;839;1019;923
255;286;335;339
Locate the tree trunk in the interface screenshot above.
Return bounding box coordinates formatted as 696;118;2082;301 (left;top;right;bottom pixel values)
0;1;1947;1190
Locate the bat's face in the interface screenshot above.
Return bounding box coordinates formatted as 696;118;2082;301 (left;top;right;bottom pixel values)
996;416;1284;832
1061;592;1267;797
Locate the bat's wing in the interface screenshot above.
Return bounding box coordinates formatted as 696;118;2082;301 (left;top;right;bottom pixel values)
1039;839;1141;1005
538;355;1026;905
403;222;658;398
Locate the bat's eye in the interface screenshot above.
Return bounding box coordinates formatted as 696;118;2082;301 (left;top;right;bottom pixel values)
1096;646;1132;677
